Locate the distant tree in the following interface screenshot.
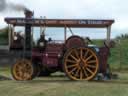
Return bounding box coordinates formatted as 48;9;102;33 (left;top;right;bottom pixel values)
0;26;10;45
0;26;9;38
116;33;128;39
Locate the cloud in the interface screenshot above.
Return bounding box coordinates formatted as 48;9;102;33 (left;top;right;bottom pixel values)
0;16;6;28
0;0;128;39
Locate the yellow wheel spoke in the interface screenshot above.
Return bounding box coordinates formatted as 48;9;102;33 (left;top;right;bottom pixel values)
87;60;96;63
74;67;80;77
21;72;24;79
80;48;83;59
67;64;78;68
69;67;77;74
73;49;79;58
25;73;30;79
80;69;83;79
86;67;93;74
87;64;96;68
83;67;88;77
86;55;93;61
66;59;76;63
70;54;78;61
84;50;89;58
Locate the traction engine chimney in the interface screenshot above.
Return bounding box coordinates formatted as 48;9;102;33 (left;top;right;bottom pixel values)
24;9;33;58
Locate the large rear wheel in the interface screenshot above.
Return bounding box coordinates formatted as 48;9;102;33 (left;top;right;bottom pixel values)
63;47;99;80
11;59;35;81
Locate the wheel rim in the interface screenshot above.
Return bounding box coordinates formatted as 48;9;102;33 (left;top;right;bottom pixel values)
12;59;33;80
64;47;99;80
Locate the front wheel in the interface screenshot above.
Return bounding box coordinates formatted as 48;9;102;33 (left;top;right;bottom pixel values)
11;59;36;81
63;47;99;81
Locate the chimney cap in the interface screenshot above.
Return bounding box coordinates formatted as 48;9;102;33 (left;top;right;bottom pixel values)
24;8;33;16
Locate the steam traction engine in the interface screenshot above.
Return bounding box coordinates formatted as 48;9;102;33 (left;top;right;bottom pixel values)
5;10;115;81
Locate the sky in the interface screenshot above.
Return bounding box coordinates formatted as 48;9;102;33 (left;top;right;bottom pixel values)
0;0;128;40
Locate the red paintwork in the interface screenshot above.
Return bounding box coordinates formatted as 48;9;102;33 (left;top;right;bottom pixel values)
32;43;64;67
9;37;112;74
65;36;85;49
32;38;110;73
32;44;110;73
98;47;109;73
32;36;88;69
43;43;63;67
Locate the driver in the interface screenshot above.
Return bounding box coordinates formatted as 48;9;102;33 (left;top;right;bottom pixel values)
37;33;47;51
13;32;24;48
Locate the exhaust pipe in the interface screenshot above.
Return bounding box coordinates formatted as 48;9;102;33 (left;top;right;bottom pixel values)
24;9;33;58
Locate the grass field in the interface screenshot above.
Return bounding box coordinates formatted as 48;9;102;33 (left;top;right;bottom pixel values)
0;67;128;96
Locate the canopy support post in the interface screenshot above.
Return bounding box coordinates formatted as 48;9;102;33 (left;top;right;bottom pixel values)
64;26;67;42
8;24;11;50
106;26;111;45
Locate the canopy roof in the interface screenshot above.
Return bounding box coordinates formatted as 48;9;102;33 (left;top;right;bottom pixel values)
5;18;114;28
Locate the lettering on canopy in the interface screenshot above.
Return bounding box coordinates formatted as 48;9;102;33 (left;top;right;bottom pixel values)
5;18;114;27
